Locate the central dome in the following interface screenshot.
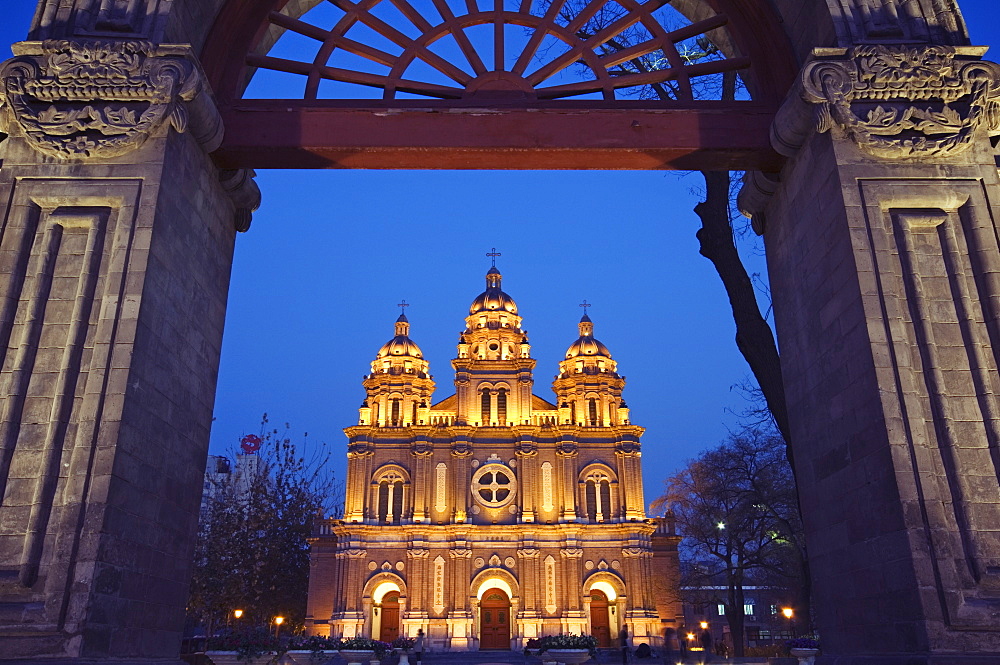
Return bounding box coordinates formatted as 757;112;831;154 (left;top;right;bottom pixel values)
469;266;518;315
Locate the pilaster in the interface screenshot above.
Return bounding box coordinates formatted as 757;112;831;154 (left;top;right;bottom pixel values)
0;37;255;662
741;44;1000;662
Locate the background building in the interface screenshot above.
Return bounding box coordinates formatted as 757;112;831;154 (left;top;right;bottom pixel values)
305;266;681;650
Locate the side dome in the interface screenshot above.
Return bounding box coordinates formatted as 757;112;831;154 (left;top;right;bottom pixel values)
469;266;518;315
565;313;612;358
376;313;423;358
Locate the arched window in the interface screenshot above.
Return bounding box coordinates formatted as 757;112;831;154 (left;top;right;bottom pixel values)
390;398;401;426
582;469;614;522
497;388;507;425
570;402;576;424
411;401;418;425
588;398;598;426
481;388;491;424
372;401;380;425
375;470;406;524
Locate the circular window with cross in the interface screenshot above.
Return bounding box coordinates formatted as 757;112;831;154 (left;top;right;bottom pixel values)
472;464;517;509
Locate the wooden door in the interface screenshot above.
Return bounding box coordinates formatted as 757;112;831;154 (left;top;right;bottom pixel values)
480;589;511;650
379;591;400;643
591;589;612;648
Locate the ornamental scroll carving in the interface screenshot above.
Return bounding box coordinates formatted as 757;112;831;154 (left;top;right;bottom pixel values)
0;40;221;159
800;45;1000;159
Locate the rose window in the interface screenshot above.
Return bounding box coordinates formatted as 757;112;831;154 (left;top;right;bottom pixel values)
472;464;517;508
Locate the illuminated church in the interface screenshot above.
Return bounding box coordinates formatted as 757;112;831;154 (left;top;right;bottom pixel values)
305;265;681;650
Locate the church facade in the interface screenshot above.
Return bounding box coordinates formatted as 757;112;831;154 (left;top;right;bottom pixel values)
305;267;681;651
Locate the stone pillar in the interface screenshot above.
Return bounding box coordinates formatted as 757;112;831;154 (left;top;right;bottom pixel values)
451;434;472;523
615;441;644;520
741;45;1000;663
410;439;432;523
557;440;579;521
515;438;537;523
0;38;256;663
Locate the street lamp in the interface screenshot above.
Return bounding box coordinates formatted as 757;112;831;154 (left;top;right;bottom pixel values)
781;607;794;637
233;609;244;620
274;616;285;638
699;621;708;630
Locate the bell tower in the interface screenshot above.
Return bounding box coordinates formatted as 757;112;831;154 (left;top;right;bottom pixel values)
359;307;434;427
452;262;536;427
553;307;629;427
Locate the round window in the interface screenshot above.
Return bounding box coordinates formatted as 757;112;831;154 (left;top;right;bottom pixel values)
488;342;500;351
472;464;517;508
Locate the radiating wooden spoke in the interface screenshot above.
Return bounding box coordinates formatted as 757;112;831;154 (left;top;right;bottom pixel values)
247;0;756;102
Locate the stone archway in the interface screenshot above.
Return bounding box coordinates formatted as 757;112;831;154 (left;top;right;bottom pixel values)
0;2;998;665
479;587;512;651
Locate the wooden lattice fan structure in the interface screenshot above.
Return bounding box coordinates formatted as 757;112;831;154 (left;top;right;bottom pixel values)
203;0;797;168
245;0;748;102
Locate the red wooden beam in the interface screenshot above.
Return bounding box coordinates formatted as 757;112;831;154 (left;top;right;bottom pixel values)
212;102;783;171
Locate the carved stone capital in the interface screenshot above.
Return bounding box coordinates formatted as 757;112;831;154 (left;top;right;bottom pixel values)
621;546;650;558
218;169;262;233
0;40;223;160
561;548;584;558
773;45;1000;160
449;548;472;558
406;548;429;559
517;548;539;558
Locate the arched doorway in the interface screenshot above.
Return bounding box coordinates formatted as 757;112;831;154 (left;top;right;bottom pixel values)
590;589;612;648
480;588;511;650
379;591;400;643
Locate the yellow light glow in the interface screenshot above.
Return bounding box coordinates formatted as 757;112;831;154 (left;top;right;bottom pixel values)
782;607;794;619
372;581;402;604
589;580;618;602
476;578;513;600
274;617;285;625
687;633;695;641
699;621;708;629
233;609;243;619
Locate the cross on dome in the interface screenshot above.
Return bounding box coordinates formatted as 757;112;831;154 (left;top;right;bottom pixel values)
398;299;410;313
486;248;501;267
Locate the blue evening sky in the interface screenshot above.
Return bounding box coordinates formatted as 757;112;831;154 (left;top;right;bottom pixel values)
2;1;997;508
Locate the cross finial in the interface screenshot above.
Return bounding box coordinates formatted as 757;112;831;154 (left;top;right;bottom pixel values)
486;247;502;267
579;300;592;311
398;299;410;313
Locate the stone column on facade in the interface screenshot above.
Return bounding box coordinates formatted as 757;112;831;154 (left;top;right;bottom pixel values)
448;544;473;649
516;544;541;640
410;438;432;523
404;545;429;631
346;441;372;522
615;441;644;520
556;440;579;521
0;36;259;661
515;437;537;523
740;44;1000;662
451;433;473;523
560;543;586;633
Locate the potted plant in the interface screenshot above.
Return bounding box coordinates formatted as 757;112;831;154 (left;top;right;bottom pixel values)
391;636;416;664
206;627;279;665
786;637;821;665
333;636;388;665
285;635;338;664
536;633;598;665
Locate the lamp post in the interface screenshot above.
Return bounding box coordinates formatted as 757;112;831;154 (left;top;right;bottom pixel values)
781;607;794;638
274;616;285;638
233;609;244;620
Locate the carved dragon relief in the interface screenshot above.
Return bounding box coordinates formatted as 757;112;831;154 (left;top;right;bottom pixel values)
0;40;216;160
801;45;1000;159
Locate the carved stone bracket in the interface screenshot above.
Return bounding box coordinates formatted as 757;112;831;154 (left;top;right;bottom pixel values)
0;40;223;160
218;168;261;233
773;45;1000;160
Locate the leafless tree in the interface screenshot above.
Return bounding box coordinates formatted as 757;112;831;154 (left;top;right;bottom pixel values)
654;429;809;656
